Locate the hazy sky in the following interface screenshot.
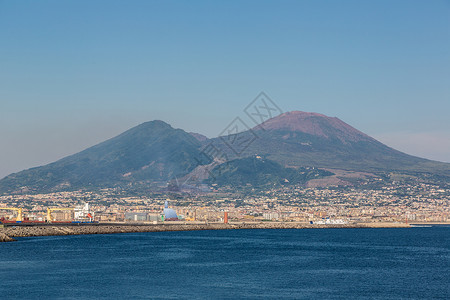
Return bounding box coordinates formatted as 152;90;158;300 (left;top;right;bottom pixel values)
1;0;449;178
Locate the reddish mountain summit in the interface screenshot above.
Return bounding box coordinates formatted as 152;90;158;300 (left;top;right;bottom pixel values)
257;111;375;143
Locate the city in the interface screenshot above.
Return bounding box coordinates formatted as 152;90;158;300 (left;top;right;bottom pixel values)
1;179;448;225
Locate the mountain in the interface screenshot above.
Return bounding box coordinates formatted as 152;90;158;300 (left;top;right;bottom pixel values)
209;111;450;176
1;110;449;194
0;121;209;194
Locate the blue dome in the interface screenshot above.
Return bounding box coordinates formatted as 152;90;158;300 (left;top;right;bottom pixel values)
164;200;178;220
164;208;178;219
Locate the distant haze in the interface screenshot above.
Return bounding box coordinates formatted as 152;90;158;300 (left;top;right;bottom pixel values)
1;1;449;179
374;131;450;165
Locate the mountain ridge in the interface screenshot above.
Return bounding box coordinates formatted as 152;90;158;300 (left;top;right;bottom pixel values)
0;120;209;193
1;110;449;194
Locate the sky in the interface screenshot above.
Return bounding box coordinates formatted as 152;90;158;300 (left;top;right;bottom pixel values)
1;0;449;178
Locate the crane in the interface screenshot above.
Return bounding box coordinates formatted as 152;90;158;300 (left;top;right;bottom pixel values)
0;207;23;222
47;207;74;222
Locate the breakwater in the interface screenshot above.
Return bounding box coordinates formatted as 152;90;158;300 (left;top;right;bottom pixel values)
0;222;410;242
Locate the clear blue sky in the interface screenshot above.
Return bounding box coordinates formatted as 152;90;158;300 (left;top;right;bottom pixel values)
1;0;449;178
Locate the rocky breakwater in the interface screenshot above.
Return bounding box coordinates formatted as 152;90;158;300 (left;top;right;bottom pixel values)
0;231;16;242
0;222;410;241
1;224;246;239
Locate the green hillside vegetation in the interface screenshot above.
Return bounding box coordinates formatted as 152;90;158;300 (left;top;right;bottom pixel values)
206;156;333;187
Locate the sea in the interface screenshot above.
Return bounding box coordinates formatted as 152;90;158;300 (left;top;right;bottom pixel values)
1;227;449;299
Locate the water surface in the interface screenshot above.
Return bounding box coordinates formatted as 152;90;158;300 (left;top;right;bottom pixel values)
1;227;449;299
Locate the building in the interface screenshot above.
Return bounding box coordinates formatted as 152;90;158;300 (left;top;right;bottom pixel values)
125;212;148;222
163;200;178;221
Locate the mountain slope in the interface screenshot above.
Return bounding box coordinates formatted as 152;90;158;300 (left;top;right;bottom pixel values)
0;121;208;193
210;111;450;175
207;156;333;187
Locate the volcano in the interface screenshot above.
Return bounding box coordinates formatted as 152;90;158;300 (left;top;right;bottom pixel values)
1;111;449;194
210;111;450;175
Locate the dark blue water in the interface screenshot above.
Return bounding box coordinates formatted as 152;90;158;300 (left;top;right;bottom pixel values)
1;228;449;299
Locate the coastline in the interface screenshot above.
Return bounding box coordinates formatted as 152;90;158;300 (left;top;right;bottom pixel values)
0;222;411;242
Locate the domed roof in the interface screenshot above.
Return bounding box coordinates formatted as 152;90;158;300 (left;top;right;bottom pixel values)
164;208;178;219
164;200;178;220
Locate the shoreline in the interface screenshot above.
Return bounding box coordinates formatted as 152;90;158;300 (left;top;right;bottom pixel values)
1;222;411;242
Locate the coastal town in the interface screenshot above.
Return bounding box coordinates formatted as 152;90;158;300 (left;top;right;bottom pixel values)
1;180;449;225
